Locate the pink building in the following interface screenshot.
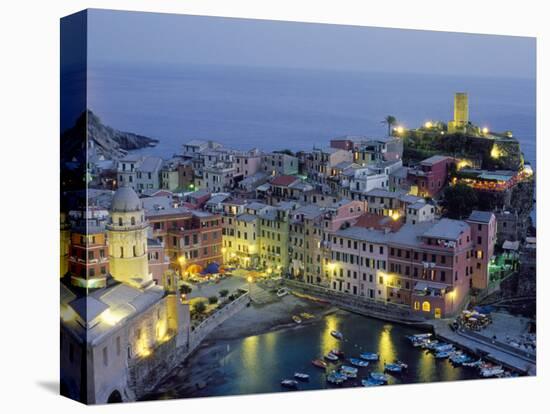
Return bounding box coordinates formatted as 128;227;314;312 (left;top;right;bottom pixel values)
147;238;170;285
407;155;453;197
466;210;497;290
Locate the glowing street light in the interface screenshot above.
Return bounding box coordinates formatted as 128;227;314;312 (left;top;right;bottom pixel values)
395;126;405;134
424;121;433;129
482;127;489;135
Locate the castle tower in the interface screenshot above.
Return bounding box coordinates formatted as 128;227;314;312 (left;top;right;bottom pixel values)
454;92;469;126
107;186;152;288
448;92;469;133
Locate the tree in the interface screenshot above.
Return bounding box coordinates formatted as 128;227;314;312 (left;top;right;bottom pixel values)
208;296;218;304
440;183;478;219
274;149;294;156
193;300;207;314
381;115;397;137
179;284;192;294
219;289;229;298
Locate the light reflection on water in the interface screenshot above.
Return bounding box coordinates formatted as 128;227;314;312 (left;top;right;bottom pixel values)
159;310;481;398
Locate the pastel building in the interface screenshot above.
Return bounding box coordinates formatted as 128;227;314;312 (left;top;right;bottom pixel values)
261;152;299;176
466;210;497;290
407;155;453;197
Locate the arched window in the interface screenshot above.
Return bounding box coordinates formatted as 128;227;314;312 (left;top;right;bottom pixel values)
131;216;135;225
118;217;123;226
120;247;124;258
422;301;431;312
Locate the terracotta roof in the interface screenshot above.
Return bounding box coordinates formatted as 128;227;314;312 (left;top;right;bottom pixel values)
354;213;404;232
270;175;299;187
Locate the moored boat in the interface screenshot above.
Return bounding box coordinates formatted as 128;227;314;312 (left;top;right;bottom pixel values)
362;378;385;387
340;365;359;378
330;330;344;340
349;358;370;368
463;359;483;368
370;372;389;383
384;363;403;373
395;360;408;369
360;352;379;361
326;371;346;385
480;366;505;378
294;372;310;381
281;379;298;388
324;352;339;362
435;350;452;359
433;343;454;353
312;359;328;369
292;315;302;324
330;349;345;358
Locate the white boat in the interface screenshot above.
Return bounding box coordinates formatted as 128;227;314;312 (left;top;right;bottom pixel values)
276;288;289;297
324;352;339;362
281;379;298;388
370;372;389;383
349;358;369;368
331;330;344;340
480;366;505;378
435;351;451;359
294;372;310;381
433;344;454;353
340;365;358;378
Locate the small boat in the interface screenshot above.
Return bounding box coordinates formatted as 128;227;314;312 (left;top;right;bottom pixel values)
384;363;403;373
340;365;358;378
360;352;379;361
331;330;344;340
312;359;328;369
395;360;408;369
281;379;298;388
294;372;310;381
435;351;452;359
463;359;483;368
349;358;370;367
292;315;302;324
406;333;432;344
330;349;345;358
276;288;289;297
326;371;346;385
300;312;314;319
423;340;440;350
450;353;472;365
362;378;385;387
370;372;389;383
433;344;454;353
324;352;339;362
480;366;505;378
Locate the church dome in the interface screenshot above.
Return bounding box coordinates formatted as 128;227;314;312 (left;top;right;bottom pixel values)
111;186;142;212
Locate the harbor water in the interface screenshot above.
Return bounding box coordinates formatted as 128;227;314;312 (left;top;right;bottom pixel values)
146;310;481;399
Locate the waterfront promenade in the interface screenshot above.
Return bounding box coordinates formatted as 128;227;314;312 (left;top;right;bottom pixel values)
431;318;536;375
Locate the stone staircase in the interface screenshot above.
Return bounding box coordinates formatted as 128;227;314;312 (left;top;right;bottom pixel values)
249;284;279;305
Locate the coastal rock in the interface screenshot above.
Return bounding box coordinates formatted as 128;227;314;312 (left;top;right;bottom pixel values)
61;110;159;162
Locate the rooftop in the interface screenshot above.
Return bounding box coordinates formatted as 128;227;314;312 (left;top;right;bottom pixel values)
271;175;299;187
467;210;495;223
421;218;469;241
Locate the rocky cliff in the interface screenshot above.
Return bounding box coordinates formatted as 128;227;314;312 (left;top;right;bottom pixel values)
61;110;158;163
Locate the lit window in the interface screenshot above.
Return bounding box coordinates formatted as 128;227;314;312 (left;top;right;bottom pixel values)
422;301;431;312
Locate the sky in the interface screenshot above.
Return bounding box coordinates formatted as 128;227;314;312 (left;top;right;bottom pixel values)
85;8;535;79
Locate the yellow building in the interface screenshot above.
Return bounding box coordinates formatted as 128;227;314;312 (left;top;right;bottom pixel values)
60;212;70;277
107;186;152;288
448;92;469;133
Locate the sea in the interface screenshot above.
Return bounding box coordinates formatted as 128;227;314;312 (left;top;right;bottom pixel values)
86;62;536;217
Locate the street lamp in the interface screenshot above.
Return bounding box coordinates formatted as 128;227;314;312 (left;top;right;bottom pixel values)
178;256;186;278
247;276;253;301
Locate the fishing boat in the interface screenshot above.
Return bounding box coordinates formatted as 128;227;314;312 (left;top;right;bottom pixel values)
435;350;452;359
331;330;344;340
292;315;302;324
280;379;298;388
384;363;403;373
450;353;473;365
370;372;389;383
360;352;379;361
340;365;358;378
480;366;505;378
324;352;339;362
330;349;345;358
362;378;385;387
423;340;440;350
349;358;370;368
395;360;408;369
406;333;432;344
312;359;328;369
294;372;310;381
